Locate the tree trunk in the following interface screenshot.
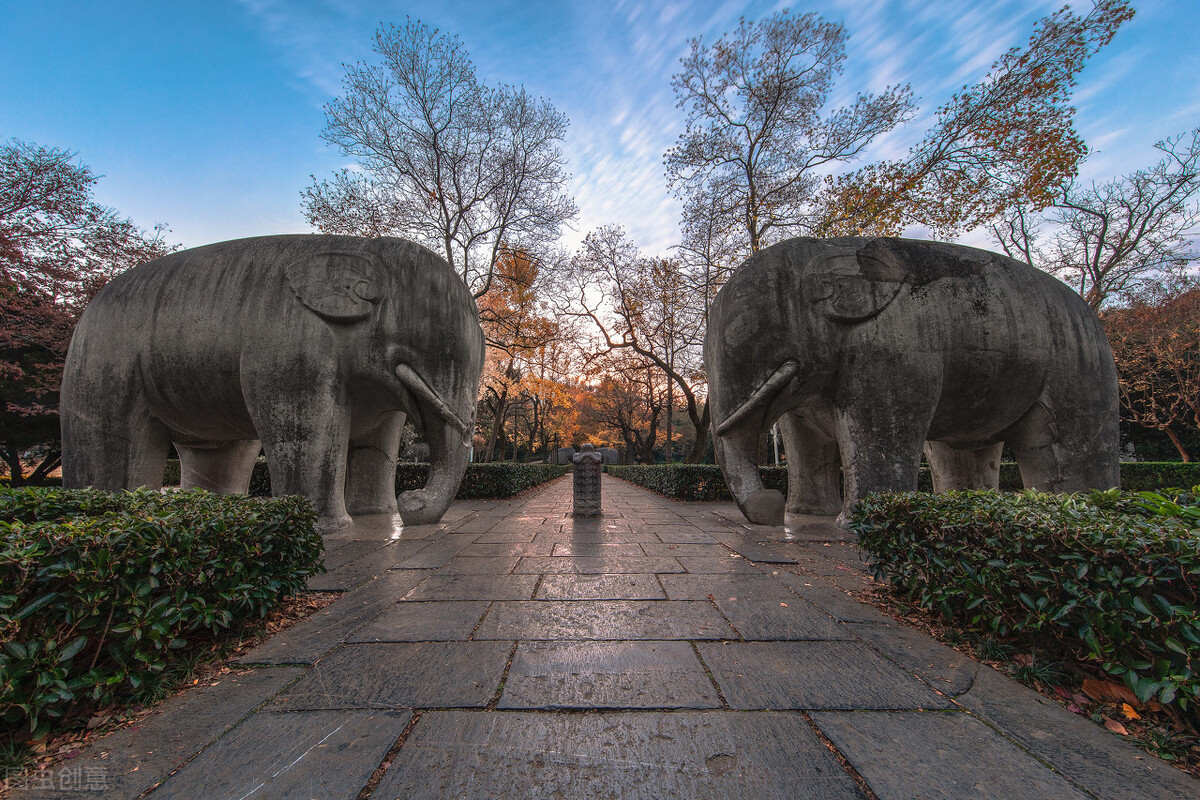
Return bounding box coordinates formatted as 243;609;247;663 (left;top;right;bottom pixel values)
1;446;25;486
1164;427;1192;462
686;401;711;463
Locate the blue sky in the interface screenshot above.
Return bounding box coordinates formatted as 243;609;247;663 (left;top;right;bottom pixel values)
3;1;1197;255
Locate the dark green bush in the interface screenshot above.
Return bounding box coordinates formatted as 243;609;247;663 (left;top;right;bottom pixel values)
161;460;566;499
606;462;1200;500
0;488;321;732
606;464;787;500
397;462;569;498
849;489;1200;711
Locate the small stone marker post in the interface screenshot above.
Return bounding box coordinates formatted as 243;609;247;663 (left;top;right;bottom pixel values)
572;444;603;516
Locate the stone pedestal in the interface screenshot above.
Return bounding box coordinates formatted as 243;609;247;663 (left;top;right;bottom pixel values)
572;444;603;517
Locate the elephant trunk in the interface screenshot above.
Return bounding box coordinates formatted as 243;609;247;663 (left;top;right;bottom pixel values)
713;420;785;526
398;411;471;525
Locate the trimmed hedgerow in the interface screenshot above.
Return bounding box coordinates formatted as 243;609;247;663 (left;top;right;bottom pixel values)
397;463;569;498
161;460;567;499
0;487;321;732
849;488;1200;711
606;464;787;500
605;462;1200;500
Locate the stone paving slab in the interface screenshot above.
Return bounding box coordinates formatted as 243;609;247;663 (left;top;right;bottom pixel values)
498;641;721;709
536;573;666;600
307;538;432;590
512;555;686;574
372;710;863;800
349;600;491;642
474;600;734;640
812;710;1089;799
772;572;895;624
149;709;410;799
698;641;951;709
711;594;852;640
11;667;303;800
270;642;511;710
402;573;539;601
848;620;978;695
238;569;430;665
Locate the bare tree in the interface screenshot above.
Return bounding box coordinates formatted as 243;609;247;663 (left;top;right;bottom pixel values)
304;20;577;299
992;128;1200;310
665;9;914;258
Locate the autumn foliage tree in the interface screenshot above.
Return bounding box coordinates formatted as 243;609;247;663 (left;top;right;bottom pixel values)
815;1;1133;237
0;139;172;482
1102;288;1200;462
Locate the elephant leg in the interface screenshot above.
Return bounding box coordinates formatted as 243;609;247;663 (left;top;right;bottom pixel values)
345;410;405;516
177;440;262;494
1003;390;1119;492
61;390;171;490
923;441;1003;493
248;383;352;533
835;371;937;517
779;411;842;515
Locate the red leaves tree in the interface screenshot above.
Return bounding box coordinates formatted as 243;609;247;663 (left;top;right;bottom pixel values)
1102;289;1200;462
0;139;173;482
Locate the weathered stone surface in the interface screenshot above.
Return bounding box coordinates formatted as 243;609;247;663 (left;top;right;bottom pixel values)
459;540;557;557
403;573;539;601
349;600;490;642
373;711;862;799
307;539;432;590
645;527;721;544
676;555;766;575
149;709;410;800
573;444;604;516
956;665;1200;799
712;594;851;641
474;601;733;640
536;574;666;600
659;573;796;601
11;668;302;800
551;542;646;556
239;570;429;664
639;543;730;558
698;642;950;709
848;621;977;695
772;572;894;624
61;235;485;530
513;556;685;574
812;710;1089;799
393;534;481;569
708;533;798;564
435;555;522;574
272;642;510;709
705;236;1120;525
498;641;721;709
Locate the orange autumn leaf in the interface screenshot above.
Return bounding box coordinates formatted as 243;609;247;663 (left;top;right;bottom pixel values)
1103;717;1128;735
1121;703;1141;721
1081;678;1140;707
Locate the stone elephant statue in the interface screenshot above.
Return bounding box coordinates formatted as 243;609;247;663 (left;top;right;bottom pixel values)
704;236;1120;526
61;234;484;530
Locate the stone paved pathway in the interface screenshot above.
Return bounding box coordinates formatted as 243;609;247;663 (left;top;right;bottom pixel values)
15;475;1198;799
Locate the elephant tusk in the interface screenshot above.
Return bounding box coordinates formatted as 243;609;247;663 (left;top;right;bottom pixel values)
715;360;800;437
394;363;471;438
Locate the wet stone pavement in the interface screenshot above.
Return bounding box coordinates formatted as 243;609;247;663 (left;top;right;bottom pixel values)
15;475;1199;799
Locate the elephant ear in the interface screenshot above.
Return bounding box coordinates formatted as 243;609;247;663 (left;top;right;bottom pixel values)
285;250;382;323
803;238;908;323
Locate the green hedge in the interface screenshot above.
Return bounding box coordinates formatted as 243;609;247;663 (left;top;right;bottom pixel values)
606;462;1200;500
159;460;566;499
0;488;321;732
849;489;1200;710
